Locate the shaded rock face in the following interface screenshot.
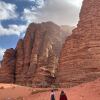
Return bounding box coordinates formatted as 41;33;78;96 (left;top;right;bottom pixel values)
0;22;71;87
0;48;16;83
15;39;24;84
57;0;100;87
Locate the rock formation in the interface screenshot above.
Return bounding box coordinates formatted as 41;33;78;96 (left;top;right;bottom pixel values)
0;22;71;87
0;48;16;83
57;0;100;87
16;22;64;87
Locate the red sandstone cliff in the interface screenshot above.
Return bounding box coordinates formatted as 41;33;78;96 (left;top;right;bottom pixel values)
57;0;100;87
16;22;64;87
0;48;16;83
0;22;71;87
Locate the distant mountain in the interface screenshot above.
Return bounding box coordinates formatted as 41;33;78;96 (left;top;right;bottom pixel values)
61;25;75;35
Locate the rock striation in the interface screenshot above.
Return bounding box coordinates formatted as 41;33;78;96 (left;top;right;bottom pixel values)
57;0;100;87
0;48;16;83
0;22;71;87
15;22;64;87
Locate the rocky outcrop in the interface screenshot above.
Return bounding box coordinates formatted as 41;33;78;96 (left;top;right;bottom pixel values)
15;22;64;87
57;0;100;87
0;22;71;87
0;48;16;83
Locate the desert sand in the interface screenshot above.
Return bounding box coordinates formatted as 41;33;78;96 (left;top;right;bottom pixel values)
0;78;100;100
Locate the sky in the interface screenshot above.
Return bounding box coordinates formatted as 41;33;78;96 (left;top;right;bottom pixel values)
0;0;83;60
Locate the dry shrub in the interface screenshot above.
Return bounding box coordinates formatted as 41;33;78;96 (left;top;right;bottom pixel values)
11;86;16;89
0;86;4;89
16;96;24;100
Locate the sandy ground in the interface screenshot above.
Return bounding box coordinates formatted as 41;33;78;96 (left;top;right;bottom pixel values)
0;78;100;100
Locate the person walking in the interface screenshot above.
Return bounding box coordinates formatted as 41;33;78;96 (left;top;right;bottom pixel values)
60;90;68;100
50;90;55;100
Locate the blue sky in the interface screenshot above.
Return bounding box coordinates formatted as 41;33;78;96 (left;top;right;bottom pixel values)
0;0;83;60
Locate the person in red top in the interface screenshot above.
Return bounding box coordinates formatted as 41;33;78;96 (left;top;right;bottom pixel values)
60;90;68;100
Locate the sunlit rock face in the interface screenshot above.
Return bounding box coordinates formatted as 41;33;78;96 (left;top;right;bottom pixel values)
0;61;1;68
0;22;71;87
57;0;100;87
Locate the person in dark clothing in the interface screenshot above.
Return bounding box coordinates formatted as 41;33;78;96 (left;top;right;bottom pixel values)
60;90;68;100
51;90;55;100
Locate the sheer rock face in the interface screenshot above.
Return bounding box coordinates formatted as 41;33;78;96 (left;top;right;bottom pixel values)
22;22;66;87
15;39;24;84
0;48;16;83
0;22;70;87
57;0;100;87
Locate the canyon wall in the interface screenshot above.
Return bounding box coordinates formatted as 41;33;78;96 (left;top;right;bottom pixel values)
57;0;100;87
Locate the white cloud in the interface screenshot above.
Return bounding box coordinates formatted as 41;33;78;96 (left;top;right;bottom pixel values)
36;0;83;26
0;48;6;61
0;1;28;37
22;8;38;23
22;0;83;26
0;1;18;20
66;0;83;7
0;23;28;36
